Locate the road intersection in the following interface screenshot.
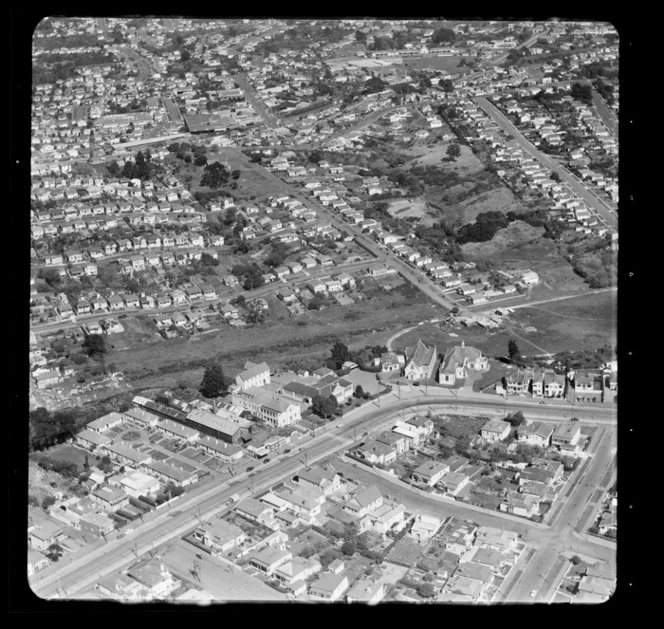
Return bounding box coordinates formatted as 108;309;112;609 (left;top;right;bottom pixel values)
31;386;615;601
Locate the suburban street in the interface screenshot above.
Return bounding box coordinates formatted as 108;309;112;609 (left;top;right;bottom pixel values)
31;387;615;600
233;73;281;129
474;96;618;230
591;89;618;138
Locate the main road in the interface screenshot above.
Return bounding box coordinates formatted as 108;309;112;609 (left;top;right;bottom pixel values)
233;73;281;129
474;96;617;231
30;389;614;599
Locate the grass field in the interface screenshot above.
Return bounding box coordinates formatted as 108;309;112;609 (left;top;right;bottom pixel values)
108;285;439;390
386;198;428;219
405;56;472;73
394;289;616;359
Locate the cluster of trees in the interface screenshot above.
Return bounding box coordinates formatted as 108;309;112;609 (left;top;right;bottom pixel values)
570;249;617;288
456;210;513;245
552;345;616;371
113;150;163;181
264;241;291;269
311;394;338;420
431;26;456;45
570;82;593;104
201;161;232;189
34;454;80;479
167;142;209;166
29;407;79;452
593;78;615;105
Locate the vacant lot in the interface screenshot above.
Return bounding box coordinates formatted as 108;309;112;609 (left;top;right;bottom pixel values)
436;415;491;438
461;221;546;259
510;291;617;352
386;535;426;567
405;56;472;74
395;290;616;359
386;198;428;219
108;286;439;390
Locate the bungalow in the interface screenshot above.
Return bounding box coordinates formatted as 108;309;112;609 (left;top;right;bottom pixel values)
192;519;246;554
75;428;111;452
274;557;322;589
343;485;383;518
346;580;385;605
196;435;244;463
295;465;342;496
91;483;130;512
481;420;511;443
517;422;554;448
355;438;397;466
411;460;450;487
236;498;275;527
551;423;582;448
438;471;471;496
143;460;198;487
381;352;405;372
309;573;349;602
87;411;125;433
127;561;181;599
248;547;292;576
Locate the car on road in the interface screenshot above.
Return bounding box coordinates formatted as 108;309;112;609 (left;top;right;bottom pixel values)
529;590;537;598
336;423;343;428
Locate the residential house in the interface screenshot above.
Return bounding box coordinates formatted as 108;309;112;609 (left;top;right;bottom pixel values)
192;519;246;554
309;573;350;602
438;342;489;386
517;422;554;448
411;460;450;487
127;560;181;599
403;339;437;381
481;420;511;443
248;547;292;576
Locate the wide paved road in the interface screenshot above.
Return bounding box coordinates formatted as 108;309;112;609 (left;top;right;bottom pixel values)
30;389;614;599
499;426;616;603
474;96;617;231
234;73;280;129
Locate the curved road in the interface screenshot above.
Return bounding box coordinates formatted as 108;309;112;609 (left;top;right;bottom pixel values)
30;390;614;599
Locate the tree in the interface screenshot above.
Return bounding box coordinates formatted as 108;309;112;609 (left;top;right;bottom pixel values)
439;78;454;98
200;362;228;398
550;170;561;182
416;582;436;598
330;340;350;369
508;339;521;364
341;540;357;556
41;495;56;510
354;385;365;399
505;411;525;427
194;153;208;167
355;30;367;43
446;142;461;160
46;543;64;562
107;160;121;177
98;455;113;474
